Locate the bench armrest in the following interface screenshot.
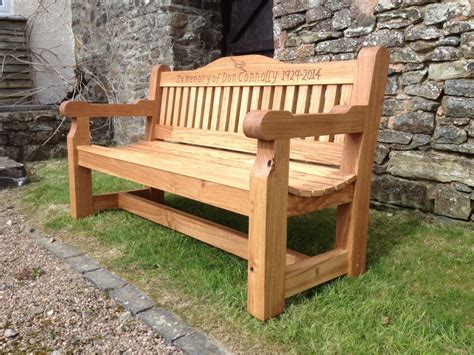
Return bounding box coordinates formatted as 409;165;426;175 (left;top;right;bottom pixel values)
59;99;154;118
243;105;368;140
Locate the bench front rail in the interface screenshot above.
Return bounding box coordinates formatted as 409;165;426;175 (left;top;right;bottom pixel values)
61;47;389;320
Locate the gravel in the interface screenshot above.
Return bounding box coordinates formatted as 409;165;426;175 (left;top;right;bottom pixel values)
0;190;181;353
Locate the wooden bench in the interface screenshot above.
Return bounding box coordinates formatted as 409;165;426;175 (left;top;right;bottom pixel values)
60;46;389;321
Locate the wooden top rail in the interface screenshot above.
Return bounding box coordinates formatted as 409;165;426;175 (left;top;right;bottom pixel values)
159;55;357;87
59;99;154;118
243;105;368;140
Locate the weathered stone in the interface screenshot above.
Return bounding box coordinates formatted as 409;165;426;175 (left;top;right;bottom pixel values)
323;0;352;11
332;53;356;61
375;0;403;13
407;96;440;111
383;98;404;115
443;96;474;118
453;182;472;193
390;48;421;63
390;133;432;150
332;9;351;30
361;30;404;47
274;0;317;17
42;239;82;259
387;151;474;186
404;81;443;100
306;7;332;23
405;25;441;41
436;36;460;47
403;0;436;5
286;36;302;47
344;23;375;37
424;1;471;25
443;20;474;35
315;38;358;53
373;164;388;174
432;140;474;154
138;308;192;344
402;69;427;85
428;60;474;80
433;184;471;220
274;47;297;61
391;112;434;134
379;129;413;144
300;31;342;44
65;255;101;274
468;121;474;137
385;75;400;95
424;46;460;62
377;8;422;29
405;63;425;71
280;14;305;30
84;268;127;291
408;40;436;53
375;144;390;164
433;125;467;144
296;43;314;58
445;79;474;97
371;175;433;211
110;284;155;315
461;32;474;59
174;331;226;355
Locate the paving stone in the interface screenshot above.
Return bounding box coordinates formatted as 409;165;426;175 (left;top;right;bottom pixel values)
84;268;126;292
138;308;192;343
41;240;82;259
174;331;226;355
109;284;155;315
65;255;102;274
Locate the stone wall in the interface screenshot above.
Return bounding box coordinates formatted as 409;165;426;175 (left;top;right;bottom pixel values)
273;0;473;220
0;106;109;162
71;0;221;144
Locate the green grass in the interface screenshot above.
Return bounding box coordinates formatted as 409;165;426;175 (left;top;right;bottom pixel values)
20;159;474;354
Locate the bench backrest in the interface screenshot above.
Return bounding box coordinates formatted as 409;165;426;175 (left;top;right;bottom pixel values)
146;47;389;170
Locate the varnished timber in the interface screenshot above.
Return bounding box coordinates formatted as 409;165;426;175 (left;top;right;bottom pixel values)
62;48;389;321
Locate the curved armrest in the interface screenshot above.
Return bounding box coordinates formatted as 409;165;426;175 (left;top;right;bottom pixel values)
59;99;154;118
243;105;368;140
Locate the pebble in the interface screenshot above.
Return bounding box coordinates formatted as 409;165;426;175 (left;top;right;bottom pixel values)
47;309;55;316
4;328;19;338
6;219;13;226
49;237;56;243
119;311;132;323
30;306;44;316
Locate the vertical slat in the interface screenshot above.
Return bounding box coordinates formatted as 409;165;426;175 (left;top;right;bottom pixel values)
165;87;175;125
219;86;232;131
335;84;353;143
272;86;284;110
186;87;197;128
228;86;242;132
201;87;214;130
295;85;310;114
145;64;169;140
159;87;169;125
172;87;182;126
320;84;339;142
210;87;222;130
283;86;297;112
179;87;189;127
261;86;273;110
250;86;262;110
237;86;251;132
308;85;325;140
194;87;205;129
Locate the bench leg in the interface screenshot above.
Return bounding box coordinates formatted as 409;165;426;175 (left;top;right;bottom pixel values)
335;193;370;276
67;117;93;220
247;140;289;321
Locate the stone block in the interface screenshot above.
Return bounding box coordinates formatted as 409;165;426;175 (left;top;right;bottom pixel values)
443;19;474;35
390;112;434;134
375;144;390;164
433;184;471;220
305;7;332;23
174;331;226;355
461;32;474;59
405;25;441;41
428;60;473;80
361;30;404;47
332;9;351;30
315;38;358;53
433;125;467;144
424;1;471;25
378;129;413;144
442;96;474;118
407;97;440;112
138;308;192;343
404;81;443;100
401;69;427;85
371;175;433;211
390;48;422;63
432;140;474;154
445;79;474;97
84;269;127;291
65;255;102;274
424;46;460;62
387;150;474;186
42;240;82;259
374;0;403;13
109;284;155;315
280;14;305;30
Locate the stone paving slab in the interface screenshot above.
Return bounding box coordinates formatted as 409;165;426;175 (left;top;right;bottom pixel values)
138;308;193;343
84;268;127;292
65;255;102;274
110;284;155;315
174;331;227;355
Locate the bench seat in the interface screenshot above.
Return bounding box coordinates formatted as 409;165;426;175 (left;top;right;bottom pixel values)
77;140;356;198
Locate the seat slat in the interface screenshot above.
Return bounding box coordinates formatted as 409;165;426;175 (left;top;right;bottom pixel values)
154;125;343;167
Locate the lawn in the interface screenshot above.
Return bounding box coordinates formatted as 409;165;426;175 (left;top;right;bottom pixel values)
19;159;473;354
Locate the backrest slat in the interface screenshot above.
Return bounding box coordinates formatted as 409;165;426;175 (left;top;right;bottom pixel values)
211;87;222;130
319;85;339;142
194;87;206;129
202;87;214;130
261;86;273;110
165;87;175;125
272;86;284;110
236;86;251;133
334;84;353;143
159;87;169;125
284;86;297;112
228;86;241;132
218;86;232;131
186;87;197;128
172;87;182;126
179;87;189;127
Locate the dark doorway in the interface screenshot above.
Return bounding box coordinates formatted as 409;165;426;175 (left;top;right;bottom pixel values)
221;0;274;57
